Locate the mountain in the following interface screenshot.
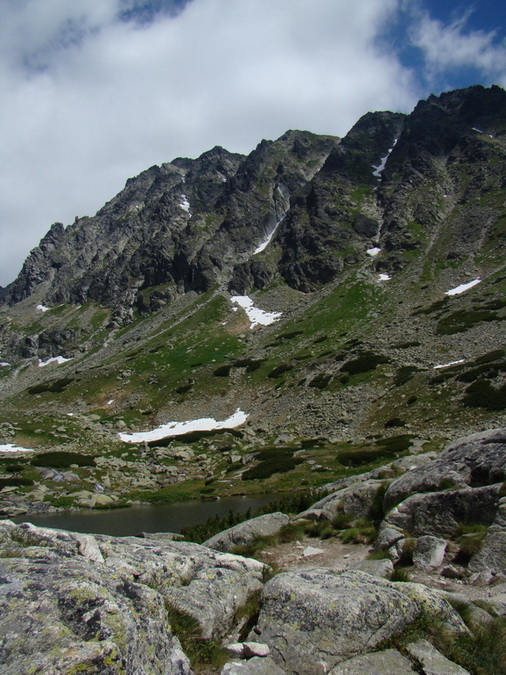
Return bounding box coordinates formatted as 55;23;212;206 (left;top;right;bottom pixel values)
0;84;505;517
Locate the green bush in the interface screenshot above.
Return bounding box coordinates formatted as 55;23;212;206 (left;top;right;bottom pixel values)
341;351;389;375
242;455;303;480
31;451;96;468
27;377;75;395
213;365;231;377
308;373;333;389
394;366;419;386
165;604;228;670
462;380;506;410
267;363;293;378
437;309;499;335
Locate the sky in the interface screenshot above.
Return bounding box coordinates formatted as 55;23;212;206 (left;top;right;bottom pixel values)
0;0;505;287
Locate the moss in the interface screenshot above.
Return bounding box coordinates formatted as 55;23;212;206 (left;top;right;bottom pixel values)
164;604;228;670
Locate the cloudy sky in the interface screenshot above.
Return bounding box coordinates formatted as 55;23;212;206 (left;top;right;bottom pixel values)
1;0;505;286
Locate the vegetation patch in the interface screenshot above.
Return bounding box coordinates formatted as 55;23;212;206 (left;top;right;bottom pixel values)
30;451;96;468
462;380;506;410
165;604;227;671
308;373;333;389
437;308;499;335
341;350;389;375
394;366;419;386
242;447;303;480
267;363;293;378
27;377;75;395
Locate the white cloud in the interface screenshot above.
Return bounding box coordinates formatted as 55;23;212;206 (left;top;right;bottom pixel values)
409;6;506;87
0;0;442;286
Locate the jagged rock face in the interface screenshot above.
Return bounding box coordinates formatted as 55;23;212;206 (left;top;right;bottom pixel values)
1;132;337;317
2;85;505;315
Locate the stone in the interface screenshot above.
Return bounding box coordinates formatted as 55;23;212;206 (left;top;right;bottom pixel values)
203;512;290;552
354;558;393;578
0;520;266;644
303;546;325;557
221;656;286;674
384;484;502;538
405;639;471;674
384;428;506;510
243;642;270;658
413;535;447;570
398;582;468;634
328;649;416;674
250;569;421;674
298;480;387;522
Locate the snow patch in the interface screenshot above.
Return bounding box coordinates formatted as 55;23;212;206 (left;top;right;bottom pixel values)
0;443;33;454
179;195;190;213
445;278;481;296
372;138;397;178
36;304;50;312
472;127;483;133
107;400;114;405
254;216;285;255
119;408;249;443
377;273;391;281
230;296;282;327
38;356;72;367
434;359;465;369
0;362;10;367
367;247;381;257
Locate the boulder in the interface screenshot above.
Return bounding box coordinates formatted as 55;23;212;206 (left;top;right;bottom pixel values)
0;519;266;644
469;497;506;576
298;479;387;522
405;639;470;674
413;535;447;570
250;569;420;674
384;428;506;510
353;558;393;578
203;512;290;552
328;649;416;674
0;543;191;674
384;484;502;538
220;657;286;674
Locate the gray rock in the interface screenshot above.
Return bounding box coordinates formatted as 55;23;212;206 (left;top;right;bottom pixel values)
298;480;387;522
221;657;286;674
384;428;506;510
203;512;290;552
0;545;192;674
250;569;421;674
413;535;447;570
469;497;506;575
384;484;502;538
0;519;266;646
405;639;470;674
354;558;394;578
328;649;416;674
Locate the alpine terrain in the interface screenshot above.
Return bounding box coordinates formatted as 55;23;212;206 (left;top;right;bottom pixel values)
0;85;505;674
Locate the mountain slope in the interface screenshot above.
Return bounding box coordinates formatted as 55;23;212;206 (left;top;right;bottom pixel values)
0;84;505;516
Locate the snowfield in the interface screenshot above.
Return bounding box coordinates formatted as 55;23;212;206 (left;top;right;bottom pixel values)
0;443;33;454
445;278;481;296
119;408;249;443
230;295;282;327
39;356;72;367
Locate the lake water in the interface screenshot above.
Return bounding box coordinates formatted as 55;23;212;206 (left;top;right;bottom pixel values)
13;493;283;537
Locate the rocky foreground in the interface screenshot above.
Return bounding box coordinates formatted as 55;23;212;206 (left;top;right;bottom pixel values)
1;428;505;674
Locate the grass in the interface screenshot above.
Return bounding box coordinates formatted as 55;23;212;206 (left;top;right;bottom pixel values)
164;603;228;671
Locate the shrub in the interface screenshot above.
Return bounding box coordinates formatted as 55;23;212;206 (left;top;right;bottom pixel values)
212;365;231;377
339;518;376;544
308;373;333;389
267;363;293;378
241;455;303;480
462;380;506;410
341;351;389;375
27;377;74;395
437;309;498;335
393;366;419;386
31;451;96;468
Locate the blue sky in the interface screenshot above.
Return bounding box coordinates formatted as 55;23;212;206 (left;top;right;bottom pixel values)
0;0;505;286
